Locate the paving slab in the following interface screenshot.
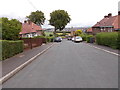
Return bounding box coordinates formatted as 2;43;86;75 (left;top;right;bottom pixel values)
86;42;119;54
2;43;53;76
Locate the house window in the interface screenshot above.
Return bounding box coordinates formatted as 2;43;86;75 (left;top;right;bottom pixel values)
100;28;104;32
26;34;29;37
110;28;113;32
108;28;113;32
101;28;103;32
104;28;105;31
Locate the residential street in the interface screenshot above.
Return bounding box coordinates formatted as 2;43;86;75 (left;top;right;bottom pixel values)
3;40;118;88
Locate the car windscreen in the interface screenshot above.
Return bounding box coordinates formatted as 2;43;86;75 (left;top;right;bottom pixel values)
76;37;81;39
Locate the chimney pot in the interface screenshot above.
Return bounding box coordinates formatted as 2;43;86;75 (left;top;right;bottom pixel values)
104;15;108;18
118;11;120;15
108;13;112;17
28;20;31;24
24;20;27;23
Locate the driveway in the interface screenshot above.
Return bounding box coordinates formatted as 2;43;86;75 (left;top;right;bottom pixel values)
3;40;118;88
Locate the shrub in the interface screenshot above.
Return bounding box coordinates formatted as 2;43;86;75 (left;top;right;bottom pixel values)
1;40;24;60
79;33;87;41
45;36;54;42
34;35;45;38
61;36;66;39
86;35;94;43
2;17;21;40
96;32;119;49
49;34;53;37
74;30;82;36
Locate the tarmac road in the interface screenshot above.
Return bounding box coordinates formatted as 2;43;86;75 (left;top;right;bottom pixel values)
3;40;118;88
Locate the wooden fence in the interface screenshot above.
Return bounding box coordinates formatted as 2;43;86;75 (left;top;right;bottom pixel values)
20;38;46;50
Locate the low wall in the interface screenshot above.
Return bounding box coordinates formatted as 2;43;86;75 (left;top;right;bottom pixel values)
21;38;46;49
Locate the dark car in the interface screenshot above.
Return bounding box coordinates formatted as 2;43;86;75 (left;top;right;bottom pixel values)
54;37;62;42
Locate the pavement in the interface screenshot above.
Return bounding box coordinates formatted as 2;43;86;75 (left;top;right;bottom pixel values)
3;40;118;88
2;43;54;77
86;42;119;54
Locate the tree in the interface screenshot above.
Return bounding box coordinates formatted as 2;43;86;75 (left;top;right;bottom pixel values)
74;29;82;36
0;18;2;39
2;17;22;40
49;10;71;34
27;10;45;26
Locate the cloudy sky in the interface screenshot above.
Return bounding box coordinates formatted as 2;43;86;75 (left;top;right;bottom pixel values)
0;0;119;28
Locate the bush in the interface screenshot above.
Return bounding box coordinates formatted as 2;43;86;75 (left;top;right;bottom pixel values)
79;33;87;41
96;32;119;49
61;36;66;39
49;34;53;37
2;17;21;40
33;35;45;38
86;35;94;43
1;40;24;60
45;36;55;42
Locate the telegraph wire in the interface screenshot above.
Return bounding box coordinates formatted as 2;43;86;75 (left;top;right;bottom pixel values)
27;0;38;10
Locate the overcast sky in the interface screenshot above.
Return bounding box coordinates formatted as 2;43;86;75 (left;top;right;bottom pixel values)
0;0;119;28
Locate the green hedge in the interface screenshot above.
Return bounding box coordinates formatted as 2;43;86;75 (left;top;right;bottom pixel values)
36;36;55;43
79;34;87;41
33;36;45;38
22;36;55;43
96;32;119;49
45;36;55;42
86;35;94;43
1;40;24;60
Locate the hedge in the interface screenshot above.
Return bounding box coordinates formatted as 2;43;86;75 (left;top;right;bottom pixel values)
86;35;94;43
96;32;119;49
1;40;24;60
79;34;87;41
45;36;54;42
35;36;55;43
33;36;45;38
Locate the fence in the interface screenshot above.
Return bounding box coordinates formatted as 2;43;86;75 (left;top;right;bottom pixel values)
21;38;46;50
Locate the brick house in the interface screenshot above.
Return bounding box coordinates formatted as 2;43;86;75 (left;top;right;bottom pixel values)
19;20;43;38
90;11;120;35
86;28;93;35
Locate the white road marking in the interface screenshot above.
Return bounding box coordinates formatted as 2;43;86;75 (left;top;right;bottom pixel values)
87;44;120;56
0;43;54;84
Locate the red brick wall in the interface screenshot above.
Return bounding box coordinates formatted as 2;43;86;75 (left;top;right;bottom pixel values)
92;27;114;35
21;38;46;50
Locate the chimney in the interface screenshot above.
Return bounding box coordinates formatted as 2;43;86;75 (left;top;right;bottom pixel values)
108;13;112;17
28;20;31;25
118;11;120;15
104;15;108;18
24;20;27;23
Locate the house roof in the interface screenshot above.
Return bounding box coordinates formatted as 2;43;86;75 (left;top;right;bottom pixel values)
113;15;120;29
93;15;120;29
19;21;43;34
86;28;92;32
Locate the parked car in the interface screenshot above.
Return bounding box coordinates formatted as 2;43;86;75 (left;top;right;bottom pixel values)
72;37;75;41
74;36;83;42
54;37;62;42
67;36;72;40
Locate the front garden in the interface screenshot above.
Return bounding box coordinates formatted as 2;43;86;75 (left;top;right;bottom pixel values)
78;32;120;50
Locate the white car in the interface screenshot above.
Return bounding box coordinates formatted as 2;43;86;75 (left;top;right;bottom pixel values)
59;37;62;41
74;36;83;42
72;37;75;41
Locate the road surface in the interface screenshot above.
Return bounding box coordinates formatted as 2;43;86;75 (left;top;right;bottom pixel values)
3;40;118;88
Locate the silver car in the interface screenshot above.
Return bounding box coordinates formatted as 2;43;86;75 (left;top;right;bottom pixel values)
74;36;83;42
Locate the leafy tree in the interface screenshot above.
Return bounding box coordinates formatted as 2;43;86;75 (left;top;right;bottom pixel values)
74;29;82;36
0;18;2;39
27;10;45;26
2;17;22;40
49;10;71;34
